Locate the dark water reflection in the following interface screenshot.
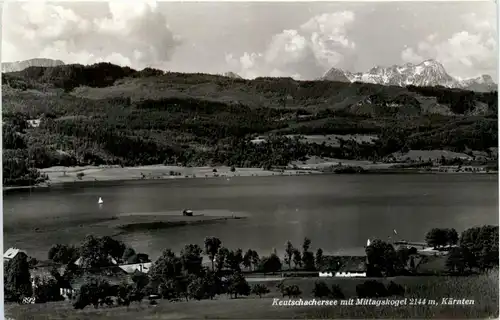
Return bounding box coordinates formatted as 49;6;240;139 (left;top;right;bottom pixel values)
3;174;498;260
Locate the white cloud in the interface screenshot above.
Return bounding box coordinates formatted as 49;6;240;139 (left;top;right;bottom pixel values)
401;12;497;79
225;11;356;80
2;1;180;69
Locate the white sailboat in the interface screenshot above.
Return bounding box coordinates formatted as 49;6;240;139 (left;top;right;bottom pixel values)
366;239;371;247
98;197;104;204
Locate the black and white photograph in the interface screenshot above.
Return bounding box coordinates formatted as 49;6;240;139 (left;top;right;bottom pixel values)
1;1;499;319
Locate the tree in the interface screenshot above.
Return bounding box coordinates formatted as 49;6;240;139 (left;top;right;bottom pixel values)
425;228;449;249
48;244;79;264
302;237;311;252
225;249;243;272
251;284;270;298
284;241;294;270
116;282;133;306
215;247;229;272
5;252;32;301
126;253;150;264
260;253;282;274
73;276;111;309
365;239;398;276
33;277;64;303
188;276;209;300
122;247;136;263
243;249;252;270
149;249;183;283
409;256;416;270
242;249;260;271
99;236;126;261
447;228;459;246
312;281;331;298
159;278;188;301
204;237;222;271
302;252;315;271
79;235;113;269
446;247;468;274
395;247;411;273
460;225;499;270
180;244;203;275
315;248;324;270
292;249;302;269
226;272;250;299
131;270;150;291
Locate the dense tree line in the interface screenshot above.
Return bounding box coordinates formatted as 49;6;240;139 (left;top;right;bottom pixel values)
407;85;498;115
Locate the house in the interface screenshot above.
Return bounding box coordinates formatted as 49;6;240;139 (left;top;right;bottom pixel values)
74;255;118;267
4;247;26;262
318;255;368;278
319;272;334;277
334;256;368;278
27;119;41;128
29;261;74;302
182;209;193;217
118;262;152;274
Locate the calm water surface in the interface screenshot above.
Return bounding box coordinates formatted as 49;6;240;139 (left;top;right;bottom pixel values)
3;174;498;260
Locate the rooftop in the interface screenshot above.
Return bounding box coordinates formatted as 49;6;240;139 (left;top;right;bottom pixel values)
319;255;367;272
4;247;26;259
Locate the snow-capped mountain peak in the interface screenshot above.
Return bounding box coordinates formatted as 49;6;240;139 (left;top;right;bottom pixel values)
321;67;350;82
321;60;496;92
221;71;243;79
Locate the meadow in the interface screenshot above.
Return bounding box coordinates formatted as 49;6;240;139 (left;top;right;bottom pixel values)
6;270;498;319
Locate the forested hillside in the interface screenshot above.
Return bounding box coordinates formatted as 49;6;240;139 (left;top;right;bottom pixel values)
2;63;498;186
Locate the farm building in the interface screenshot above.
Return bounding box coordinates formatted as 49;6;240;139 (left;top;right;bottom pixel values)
74;255;118;267
27;119;41;128
4;247;27;263
334;256;367;277
317;255;368;278
118;262;152;274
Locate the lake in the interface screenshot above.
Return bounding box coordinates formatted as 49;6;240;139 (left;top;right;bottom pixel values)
3;174;498;260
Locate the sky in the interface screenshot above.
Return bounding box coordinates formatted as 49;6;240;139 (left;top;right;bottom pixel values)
1;1;498;80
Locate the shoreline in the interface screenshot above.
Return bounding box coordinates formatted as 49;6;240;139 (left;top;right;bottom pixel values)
116;215;246;232
4;164;497;194
3;165;322;194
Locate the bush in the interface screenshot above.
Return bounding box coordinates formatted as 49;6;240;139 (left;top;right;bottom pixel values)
226;272;250;299
312;281;331;298
251;284;270;298
73;276;112;309
34;277;64;303
387;281;405;296
281;284;301;298
356;280;389;298
330;284;345;299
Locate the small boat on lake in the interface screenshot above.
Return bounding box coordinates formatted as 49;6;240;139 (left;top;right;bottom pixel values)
182;209;193;216
98;197;104;204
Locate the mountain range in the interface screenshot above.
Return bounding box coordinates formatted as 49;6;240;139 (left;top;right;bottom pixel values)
1;58;65;73
321;59;497;92
1;58;496;92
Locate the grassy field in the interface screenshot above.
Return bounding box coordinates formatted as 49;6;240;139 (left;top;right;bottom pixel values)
6;270;498;319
